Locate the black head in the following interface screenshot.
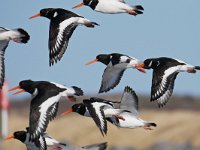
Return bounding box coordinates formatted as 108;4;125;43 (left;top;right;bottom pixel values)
40;8;57;19
72;103;86;115
96;54;111;65
143;58;160;69
13;131;27;143
19;80;36;94
83;0;92;5
73;0;98;10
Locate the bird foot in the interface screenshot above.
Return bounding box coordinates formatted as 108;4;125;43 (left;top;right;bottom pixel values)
144;126;153;130
115;115;125;121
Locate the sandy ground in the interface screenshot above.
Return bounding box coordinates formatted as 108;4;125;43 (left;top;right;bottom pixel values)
1;110;200;150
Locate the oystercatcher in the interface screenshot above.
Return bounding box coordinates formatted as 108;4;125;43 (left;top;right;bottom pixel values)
140;57;200;107
29;8;99;66
61;97;124;136
52;140;107;150
108;86;157;130
72;0;144;16
9;80;84;140
5;128;46;150
0;27;30;89
86;53;145;93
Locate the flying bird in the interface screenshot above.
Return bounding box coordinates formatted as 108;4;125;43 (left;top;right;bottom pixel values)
0;27;30;89
72;0;144;16
5;128;46;150
61;97;124;136
86;53;145;93
9;80;84;141
5;128;106;150
140;57;200;107
29;8;99;66
108;86;157;130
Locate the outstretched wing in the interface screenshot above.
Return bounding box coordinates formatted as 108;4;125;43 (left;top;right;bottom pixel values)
49;19;78;66
29;100;59;140
82;142;107;150
151;66;179;107
99;66;125;93
84;100;107;136
120;86;139;116
0;40;8;89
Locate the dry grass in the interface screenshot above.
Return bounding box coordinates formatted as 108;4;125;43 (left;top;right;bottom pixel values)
2;110;200;150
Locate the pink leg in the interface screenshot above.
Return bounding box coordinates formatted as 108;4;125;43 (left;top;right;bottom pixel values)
126;10;137;16
115;115;125;121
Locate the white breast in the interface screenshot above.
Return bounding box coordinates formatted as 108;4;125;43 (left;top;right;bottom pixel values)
95;1;131;13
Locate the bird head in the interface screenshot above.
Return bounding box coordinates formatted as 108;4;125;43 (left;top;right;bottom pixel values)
5;131;26;143
86;54;110;65
29;8;57;20
73;0;98;10
143;58;159;69
9;80;36;95
61;103;86;116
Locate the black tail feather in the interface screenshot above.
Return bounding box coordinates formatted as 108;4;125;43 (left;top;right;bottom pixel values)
71;86;84;96
17;28;30;43
195;66;200;70
134;5;144;11
146;122;157;127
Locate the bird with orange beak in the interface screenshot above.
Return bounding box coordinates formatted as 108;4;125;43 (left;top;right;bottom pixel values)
9;80;84;141
61;97;126;136
5;128;46;150
86;53;145;93
29;8;99;66
72;0;144;16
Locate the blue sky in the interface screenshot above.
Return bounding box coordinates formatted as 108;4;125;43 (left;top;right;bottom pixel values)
1;0;200;99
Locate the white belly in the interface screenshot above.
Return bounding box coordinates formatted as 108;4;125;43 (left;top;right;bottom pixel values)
95;1;132;13
117;113;145;128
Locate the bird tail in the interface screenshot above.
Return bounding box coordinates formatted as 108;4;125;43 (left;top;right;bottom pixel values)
71;86;84;96
195;66;200;70
144;122;157;127
82;142;107;150
14;28;30;43
132;5;144;15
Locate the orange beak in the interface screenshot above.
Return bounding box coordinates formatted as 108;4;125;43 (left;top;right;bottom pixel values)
135;63;146;73
5;136;14;140
86;58;98;65
8;85;26;95
72;2;84;9
29;13;41;19
60;108;73;116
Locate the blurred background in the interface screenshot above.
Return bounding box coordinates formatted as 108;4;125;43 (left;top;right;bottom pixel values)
0;0;200;149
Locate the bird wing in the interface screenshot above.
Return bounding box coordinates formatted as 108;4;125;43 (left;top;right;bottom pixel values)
151;66;179;107
81;142;107;150
84;100;107;136
49;19;78;66
120;86;139;116
29;100;59;140
99;66;125;93
0;40;8;89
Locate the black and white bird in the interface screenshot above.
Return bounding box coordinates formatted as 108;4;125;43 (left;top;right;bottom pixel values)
5;128;46;150
86;53;145;93
0;27;30;89
61;97;124;136
29;8;99;66
50;137;107;150
108;86;157;130
140;57;200;107
9;80;84;141
72;0;144;16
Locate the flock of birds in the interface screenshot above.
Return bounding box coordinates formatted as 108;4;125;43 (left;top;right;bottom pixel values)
1;0;199;150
